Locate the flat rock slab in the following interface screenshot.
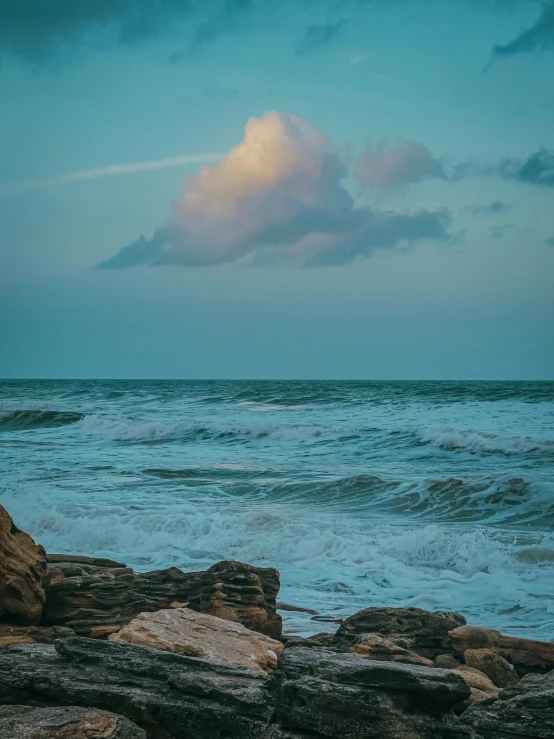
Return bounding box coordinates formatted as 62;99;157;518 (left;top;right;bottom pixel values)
109;607;284;674
0;705;146;738
0;637;479;739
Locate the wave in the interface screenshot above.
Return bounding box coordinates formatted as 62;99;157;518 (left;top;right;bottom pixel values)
416;426;554;455
0;409;83;431
5;486;554;638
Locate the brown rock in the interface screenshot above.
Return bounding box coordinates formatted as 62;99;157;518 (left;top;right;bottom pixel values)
464;648;518;688
335;606;466;659
449;624;554;675
0;624;74;648
453;665;499;709
42;555;282;638
0;504;47;625
435;653;460;669
0;705;146;738
109;607;284;674
351;633;435;667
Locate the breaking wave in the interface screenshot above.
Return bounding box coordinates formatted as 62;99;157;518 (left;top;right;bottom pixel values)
0;409;83;431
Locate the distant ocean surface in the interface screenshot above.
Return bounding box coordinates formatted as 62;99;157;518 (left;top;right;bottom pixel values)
1;379;554;638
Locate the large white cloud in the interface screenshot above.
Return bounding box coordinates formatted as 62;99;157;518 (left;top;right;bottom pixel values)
100;111;450;269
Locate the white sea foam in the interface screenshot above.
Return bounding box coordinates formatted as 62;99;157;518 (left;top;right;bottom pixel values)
417;426;554;455
4;485;554;637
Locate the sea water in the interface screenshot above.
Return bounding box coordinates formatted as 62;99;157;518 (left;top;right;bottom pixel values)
1;379;553;637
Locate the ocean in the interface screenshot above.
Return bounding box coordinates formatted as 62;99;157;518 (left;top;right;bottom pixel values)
1;379;553;638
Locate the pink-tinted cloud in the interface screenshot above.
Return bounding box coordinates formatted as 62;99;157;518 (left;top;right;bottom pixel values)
354;139;445;190
99;112;450;269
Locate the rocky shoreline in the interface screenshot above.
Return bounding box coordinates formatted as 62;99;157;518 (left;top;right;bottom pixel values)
1;502;554;738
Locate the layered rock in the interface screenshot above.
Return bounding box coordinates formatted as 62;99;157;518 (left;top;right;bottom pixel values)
0;705;146;738
0;637;272;739
270;646;477;738
449;625;554;675
43;555;282;638
0;504;47;625
0;637;479;739
461;671;554;738
333;607;466;659
109;607;283;674
0;624;74;648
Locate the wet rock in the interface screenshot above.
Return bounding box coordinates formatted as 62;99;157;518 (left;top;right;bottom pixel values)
461;671;554;738
350;633;435;667
453;665;499;710
42;555;282;638
435;654;460;669
109;607;283;674
335;607;466;659
464;648;518;688
277;601;319;615
0;624;74;648
0;504;47;625
270;646;477;738
0;638;272;739
449;625;554;675
0;637;480;739
0;705;146;738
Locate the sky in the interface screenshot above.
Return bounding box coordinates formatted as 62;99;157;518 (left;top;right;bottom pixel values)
1;0;553;380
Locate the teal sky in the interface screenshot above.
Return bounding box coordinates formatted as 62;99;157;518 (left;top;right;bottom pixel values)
1;0;553;379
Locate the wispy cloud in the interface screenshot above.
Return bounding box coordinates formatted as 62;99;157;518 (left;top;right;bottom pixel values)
295;18;348;55
0;152;223;198
492;1;554;58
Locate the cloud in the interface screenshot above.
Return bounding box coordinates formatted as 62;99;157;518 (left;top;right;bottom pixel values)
0;0;193;63
468;201;511;215
295;18;348;55
453;147;554;188
493;1;554;58
497;147;554;186
99;111;451;269
0;152;222;198
354;139;446;190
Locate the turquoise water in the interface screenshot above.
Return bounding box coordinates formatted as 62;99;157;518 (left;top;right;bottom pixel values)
1;380;553;636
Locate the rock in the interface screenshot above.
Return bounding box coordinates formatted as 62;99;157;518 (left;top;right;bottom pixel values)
453;665;499;710
449;625;554;675
0;624;74;647
280;632;336;648
0;637;479;739
461;671;554;738
350;633;435;667
335;607;466;659
270;646;478;738
109;607;283;674
276;601;319;615
0;705;146;738
0;504;47;625
0;638;272;739
435;654;460;669
42;555;282;638
464;648;518;688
